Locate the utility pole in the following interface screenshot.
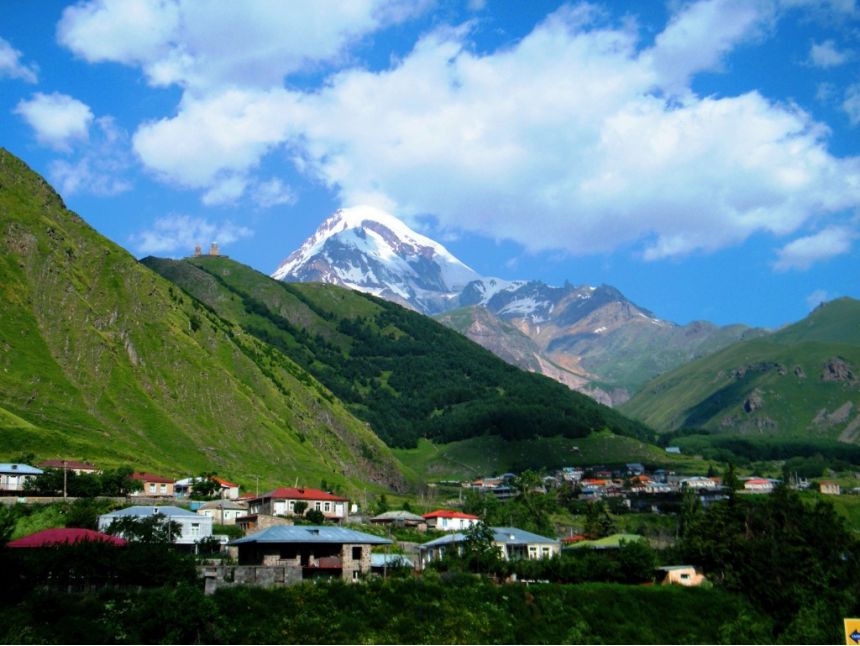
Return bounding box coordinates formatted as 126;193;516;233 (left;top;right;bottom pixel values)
255;475;260;497
62;460;68;500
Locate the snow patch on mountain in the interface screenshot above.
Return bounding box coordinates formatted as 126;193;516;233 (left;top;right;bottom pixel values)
272;205;481;313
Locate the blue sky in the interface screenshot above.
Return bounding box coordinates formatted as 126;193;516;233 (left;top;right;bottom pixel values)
1;0;858;329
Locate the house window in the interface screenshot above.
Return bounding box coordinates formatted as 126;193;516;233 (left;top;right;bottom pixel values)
352;546;362;561
680;573;690;580
352;571;359;581
289;500;295;510
315;501;322;511
541;547;550;557
148;483;156;493
190;523;200;538
324;502;331;512
160;483;167;493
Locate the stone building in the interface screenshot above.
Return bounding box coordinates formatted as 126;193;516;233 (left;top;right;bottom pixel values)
229;525;391;581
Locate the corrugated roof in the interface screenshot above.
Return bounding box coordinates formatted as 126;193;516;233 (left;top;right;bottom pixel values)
422;509;479;520
198;500;247;511
100;505;199;518
0;463;43;475
419;526;558;550
230;526;391;546
370;510;425;522
254;487;348;502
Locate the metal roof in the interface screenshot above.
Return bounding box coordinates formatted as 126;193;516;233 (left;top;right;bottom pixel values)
0;463;43;475
197;500;247;510
230;525;392;546
419;526;558;550
252;487;349;503
370;510;425;522
100;505;200;518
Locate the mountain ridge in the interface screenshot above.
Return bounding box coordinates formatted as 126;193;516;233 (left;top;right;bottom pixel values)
150;254;654;449
620;297;860;441
274;206;762;402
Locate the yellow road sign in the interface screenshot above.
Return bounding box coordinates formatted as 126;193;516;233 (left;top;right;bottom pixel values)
844;619;860;645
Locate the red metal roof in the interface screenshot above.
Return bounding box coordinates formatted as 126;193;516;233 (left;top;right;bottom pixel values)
131;472;174;484
213;476;238;488
38;459;97;471
581;478;609;487
422;509;479;520
258;487;348;502
562;534;586;544
6;528;127;548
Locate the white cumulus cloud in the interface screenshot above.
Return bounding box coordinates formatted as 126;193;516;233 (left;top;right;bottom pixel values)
281;5;860;259
69;0;860;260
48;117;133;196
58;0;423;91
0;36;38;82
773;226;856;271
130;214;253;256
809;39;851;67
133;88;295;187
253;178;297;208
14;92;94;151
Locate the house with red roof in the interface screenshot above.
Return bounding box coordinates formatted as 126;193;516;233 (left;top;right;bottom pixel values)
6;528;127;548
743;478;776;493
213;476;240;500
247;487;350;523
422;509;480;531
129;472;175;498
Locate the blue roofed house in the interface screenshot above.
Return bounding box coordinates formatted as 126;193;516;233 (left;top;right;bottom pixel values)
230;525;392;581
98;505;213;547
370;553;414;575
418;526;560;570
0;463;43;493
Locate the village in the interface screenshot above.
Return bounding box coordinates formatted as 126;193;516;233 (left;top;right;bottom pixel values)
0;457;848;594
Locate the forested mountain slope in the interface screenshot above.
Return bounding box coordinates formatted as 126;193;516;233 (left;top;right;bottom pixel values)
146;256;654;449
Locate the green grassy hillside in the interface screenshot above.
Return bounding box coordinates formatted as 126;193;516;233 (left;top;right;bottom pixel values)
0;148;403;493
621;298;860;442
145;256;654;449
393;431;707;481
572;319;765;395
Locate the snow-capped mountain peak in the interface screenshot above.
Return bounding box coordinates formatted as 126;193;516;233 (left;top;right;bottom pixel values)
271;206;481;313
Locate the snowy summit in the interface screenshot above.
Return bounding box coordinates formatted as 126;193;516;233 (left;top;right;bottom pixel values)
271;206;481;314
